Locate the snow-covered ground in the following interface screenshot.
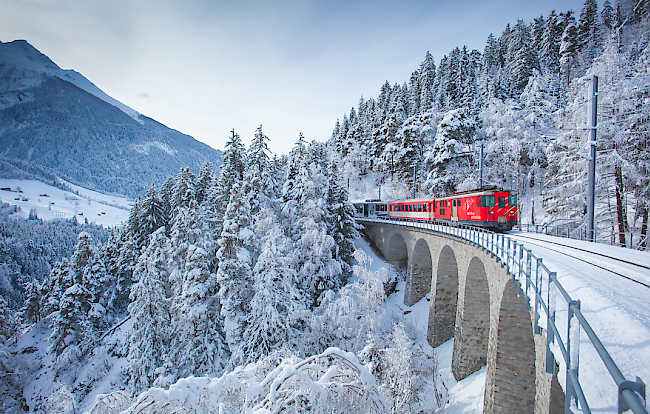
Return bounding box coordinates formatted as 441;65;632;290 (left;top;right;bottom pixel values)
0;178;131;227
508;230;650;412
356;235;485;413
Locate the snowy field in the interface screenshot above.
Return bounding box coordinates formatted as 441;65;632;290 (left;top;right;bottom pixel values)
0;178;131;227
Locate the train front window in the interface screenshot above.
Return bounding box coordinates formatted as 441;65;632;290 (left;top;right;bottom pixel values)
481;196;495;207
508;195;518;206
498;197;506;208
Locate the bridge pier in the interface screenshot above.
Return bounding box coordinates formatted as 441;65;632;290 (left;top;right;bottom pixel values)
361;221;565;414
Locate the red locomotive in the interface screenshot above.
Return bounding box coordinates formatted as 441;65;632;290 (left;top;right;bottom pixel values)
354;187;518;231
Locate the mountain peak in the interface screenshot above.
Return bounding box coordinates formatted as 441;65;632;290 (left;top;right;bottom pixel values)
0;39;140;120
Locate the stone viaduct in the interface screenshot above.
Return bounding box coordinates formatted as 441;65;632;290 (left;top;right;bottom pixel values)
361;220;565;414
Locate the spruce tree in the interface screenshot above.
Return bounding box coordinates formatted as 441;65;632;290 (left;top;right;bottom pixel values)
601;0;614;29
195;161;215;205
169;244;226;378
239;224;305;364
127;228;172;395
216;183;254;359
136;184;165;249
326;163;360;281
173;166;196;211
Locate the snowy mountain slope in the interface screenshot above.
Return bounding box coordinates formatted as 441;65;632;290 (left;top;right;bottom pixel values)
0;178;130;227
0;40;222;198
0;40;138;120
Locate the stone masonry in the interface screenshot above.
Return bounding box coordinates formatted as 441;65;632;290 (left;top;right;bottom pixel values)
361;221;564;414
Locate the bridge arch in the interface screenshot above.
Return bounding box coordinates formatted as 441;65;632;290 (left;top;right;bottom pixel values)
385;232;408;264
404;238;433;306
452;256;490;381
484;278;536;413
427;245;459;347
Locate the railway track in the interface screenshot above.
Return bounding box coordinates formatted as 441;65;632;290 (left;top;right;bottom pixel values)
509;232;650;289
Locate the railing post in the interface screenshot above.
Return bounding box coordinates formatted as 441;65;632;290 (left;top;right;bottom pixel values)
567;299;582;412
525;251;532;310
518;244;524;283
546;274;557;375
534;258;543;335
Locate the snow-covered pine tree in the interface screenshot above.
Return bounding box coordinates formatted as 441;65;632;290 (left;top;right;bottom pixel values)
208;130;246;236
560;12;580;86
541;10;562;74
102;229;135;316
507;20;540;95
601;0;614;29
40;258;72;317
48;232;99;363
48;282;93;361
135;184;166;249
419;51;437;113
173;166;196;211
82;250;111;329
169;243;226;378
290;162;342;308
247;124;276;216
326;163;360;282
159;176;176;228
168;200;214;298
238;219;306;364
424;107;477;195
195;161;215;206
0;297;19;343
578;0;602;66
216;183;254;359
19;279;42;324
126;228;172;395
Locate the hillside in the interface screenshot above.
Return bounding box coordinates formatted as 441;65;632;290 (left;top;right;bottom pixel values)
0;40;221;198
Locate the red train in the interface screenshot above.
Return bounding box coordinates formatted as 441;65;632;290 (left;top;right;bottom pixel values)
353;188;518;231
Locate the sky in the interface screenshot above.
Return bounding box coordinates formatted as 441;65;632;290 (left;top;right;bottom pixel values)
1;0;589;155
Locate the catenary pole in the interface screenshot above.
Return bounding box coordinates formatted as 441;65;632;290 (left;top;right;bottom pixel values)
587;75;598;242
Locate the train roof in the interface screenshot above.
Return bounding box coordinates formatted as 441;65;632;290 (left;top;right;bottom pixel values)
436;187;515;200
351;199;389;204
388;198;435;203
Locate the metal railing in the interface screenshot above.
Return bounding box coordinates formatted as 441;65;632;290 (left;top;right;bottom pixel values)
518;222;649;251
358;217;648;414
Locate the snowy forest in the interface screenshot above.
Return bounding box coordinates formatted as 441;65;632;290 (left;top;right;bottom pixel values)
2;128;437;413
0;0;649;412
332;0;649;248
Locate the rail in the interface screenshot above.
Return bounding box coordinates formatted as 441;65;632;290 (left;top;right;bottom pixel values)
357;217;648;414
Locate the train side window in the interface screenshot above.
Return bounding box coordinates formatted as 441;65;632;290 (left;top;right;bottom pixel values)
481;196;495;207
408;205;412;212
508;195;518;206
